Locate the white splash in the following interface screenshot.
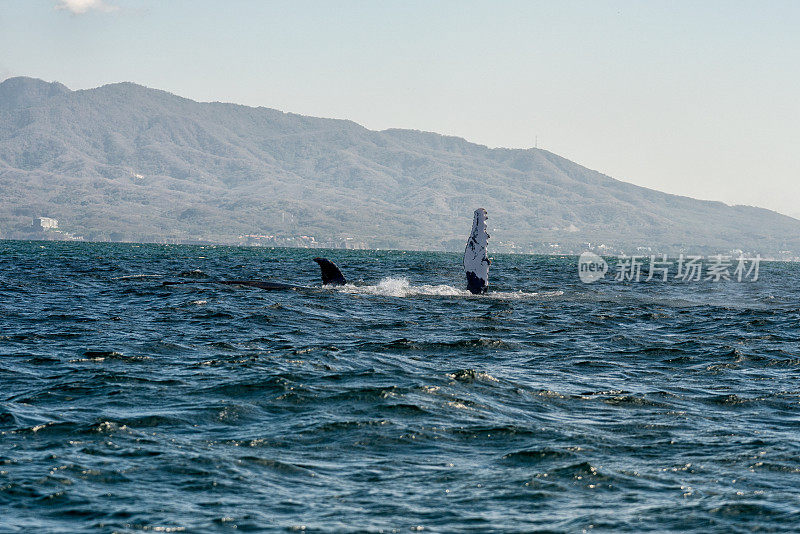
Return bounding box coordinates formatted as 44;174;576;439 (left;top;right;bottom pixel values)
337;277;563;300
339;277;466;297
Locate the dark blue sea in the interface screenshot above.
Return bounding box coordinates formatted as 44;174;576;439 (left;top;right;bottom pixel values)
2;241;799;532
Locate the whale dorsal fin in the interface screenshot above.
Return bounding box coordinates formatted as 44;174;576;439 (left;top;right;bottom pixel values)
463;208;490;294
313;258;347;286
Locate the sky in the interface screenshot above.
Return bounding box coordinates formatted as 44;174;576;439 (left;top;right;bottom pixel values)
1;0;799;218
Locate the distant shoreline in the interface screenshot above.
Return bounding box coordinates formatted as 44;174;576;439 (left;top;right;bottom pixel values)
2;238;797;262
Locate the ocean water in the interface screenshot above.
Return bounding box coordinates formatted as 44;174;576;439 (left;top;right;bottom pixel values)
1;241;799;533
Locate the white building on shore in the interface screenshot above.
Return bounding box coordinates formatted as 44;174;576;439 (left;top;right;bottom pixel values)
38;217;58;230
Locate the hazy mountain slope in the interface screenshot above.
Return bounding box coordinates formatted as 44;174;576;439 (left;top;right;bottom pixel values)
1;76;797;253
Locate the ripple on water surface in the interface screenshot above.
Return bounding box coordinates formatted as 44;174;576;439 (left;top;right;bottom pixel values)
1;242;800;532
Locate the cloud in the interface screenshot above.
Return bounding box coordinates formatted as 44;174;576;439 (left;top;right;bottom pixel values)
55;0;118;14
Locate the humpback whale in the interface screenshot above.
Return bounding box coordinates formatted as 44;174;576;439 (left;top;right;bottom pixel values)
163;209;489;293
219;258;347;289
162;257;346;290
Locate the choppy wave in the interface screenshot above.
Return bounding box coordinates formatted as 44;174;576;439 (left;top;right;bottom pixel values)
1;242;799;532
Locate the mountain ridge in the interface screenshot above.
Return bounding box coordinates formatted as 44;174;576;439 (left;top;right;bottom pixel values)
0;76;797;254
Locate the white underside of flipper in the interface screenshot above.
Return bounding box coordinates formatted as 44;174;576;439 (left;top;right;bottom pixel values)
464;208;490;293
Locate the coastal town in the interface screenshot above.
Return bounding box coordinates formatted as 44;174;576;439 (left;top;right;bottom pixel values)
8;215;798;261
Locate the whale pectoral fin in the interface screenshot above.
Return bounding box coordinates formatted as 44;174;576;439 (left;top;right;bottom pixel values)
313;258;347;286
463;208;490;294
